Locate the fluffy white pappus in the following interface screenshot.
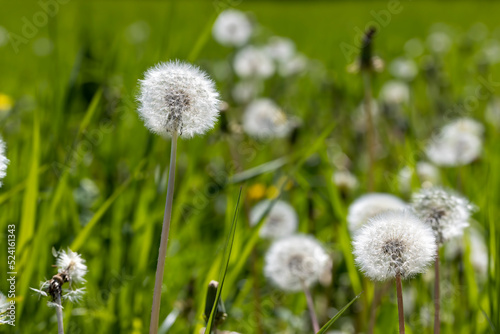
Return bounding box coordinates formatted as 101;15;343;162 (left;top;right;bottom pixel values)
0;136;9;187
441;117;484;137
56;249;88;283
62;288;86;303
0;292;8;313
212;9;252;47
265;36;296;63
380;80;410;105
347;193;408;233
242;98;292;139
352;210;437;281
398;162;440;193
389;57;418;81
426;124;482;167
411;187;474;245
427;31;452;54
231;80;261;104
137;61;220;138
264;234;330;291
249;200;298;239
233;46;275;79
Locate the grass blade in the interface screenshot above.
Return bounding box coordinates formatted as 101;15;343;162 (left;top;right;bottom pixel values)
316;292;362;334
205;187;242;333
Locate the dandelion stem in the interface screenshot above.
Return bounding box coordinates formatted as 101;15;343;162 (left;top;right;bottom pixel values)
150;132;178;334
302;281;320;333
55;294;64;334
395;272;405;334
362;71;376;191
434;248;440;334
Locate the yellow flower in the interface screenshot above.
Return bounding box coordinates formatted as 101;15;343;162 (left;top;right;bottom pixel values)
0;94;13;112
247;183;266;201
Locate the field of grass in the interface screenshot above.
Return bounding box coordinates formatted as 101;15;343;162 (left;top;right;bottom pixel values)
1;0;499;333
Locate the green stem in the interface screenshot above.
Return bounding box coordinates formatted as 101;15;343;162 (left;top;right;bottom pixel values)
362;70;375;191
150;132;178;334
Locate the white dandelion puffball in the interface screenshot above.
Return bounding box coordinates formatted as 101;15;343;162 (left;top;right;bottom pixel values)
486;98;500;128
427;31;452;54
231;80;260;104
389;57;418;81
411;187;474;245
212;9;252;47
380;80;410;105
264;234;330;291
242;98;292;139
426;120;483;167
347;193;407;233
249;200;298;239
137;61;220;138
353;211;437;281
0;292;8;313
0;136;8;187
233;46;275;79
265;36;296;62
416;162;440;186
278;54;308;77
56;249;88;283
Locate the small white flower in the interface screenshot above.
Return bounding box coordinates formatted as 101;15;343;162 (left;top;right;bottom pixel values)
56;249;88;283
380;80;410;105
250;200;298;239
212;9;252;47
233;46;275;79
0;136;9;187
347;193;407;233
265;36;296;62
137;61;220;138
411;187;474;245
389;58;418;81
242;98;292;139
332;170;358;191
278;54;308;77
264;234;330;291
426;119;483;167
353;210;437;281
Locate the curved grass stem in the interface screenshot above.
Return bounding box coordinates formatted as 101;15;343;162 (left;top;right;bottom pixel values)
302;281;320;333
150;132;178;334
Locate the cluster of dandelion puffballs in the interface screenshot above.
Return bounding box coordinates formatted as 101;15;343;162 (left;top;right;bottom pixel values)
350;187;473;282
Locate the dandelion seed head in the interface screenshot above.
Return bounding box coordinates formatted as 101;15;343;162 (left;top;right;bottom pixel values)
250;200;298;239
264;234;330;291
62;288;86;303
231;80;260;104
426;121;483;167
411;187;474;244
265;36;296;62
212;9;252;47
56;249;88;283
233;46;275;79
242;98;292;139
0;292;8;314
137;61;220;138
352;210;437;281
332;170;358;191
278;53;308;77
347;193;407;233
0;136;9;187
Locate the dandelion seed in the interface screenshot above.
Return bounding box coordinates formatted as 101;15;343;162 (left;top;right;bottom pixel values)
411;187;474;245
347;193;407;233
56;249;88;284
242;98;292;139
353;210;436;281
137;61;220;138
233;46;275;79
249;200;298;239
212;9;252;47
264;234;330;292
62;288;86;303
0;136;8;187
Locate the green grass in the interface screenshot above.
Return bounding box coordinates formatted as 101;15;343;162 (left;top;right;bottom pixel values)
0;0;499;333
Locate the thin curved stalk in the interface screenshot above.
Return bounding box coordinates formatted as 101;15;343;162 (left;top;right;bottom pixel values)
362;71;375;191
150;132;178;334
55;294;64;334
434;249;440;334
302;281;320;333
395;273;405;334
